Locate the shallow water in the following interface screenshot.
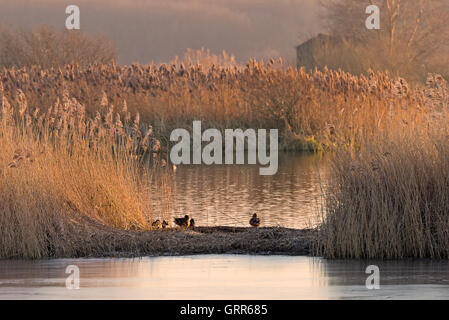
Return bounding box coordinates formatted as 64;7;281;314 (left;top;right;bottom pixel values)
3;154;446;300
162;153;327;229
1;255;448;300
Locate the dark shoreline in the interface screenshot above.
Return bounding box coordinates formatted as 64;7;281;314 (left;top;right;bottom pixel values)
39;227;316;260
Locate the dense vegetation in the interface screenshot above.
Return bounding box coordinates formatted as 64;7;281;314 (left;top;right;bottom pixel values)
0;60;427;152
0;25;116;69
1;58;448;258
0;83;172;258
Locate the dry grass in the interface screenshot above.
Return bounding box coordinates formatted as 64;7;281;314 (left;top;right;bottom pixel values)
1;55;449;259
0;61;422;152
316;75;449;259
0;86;171;259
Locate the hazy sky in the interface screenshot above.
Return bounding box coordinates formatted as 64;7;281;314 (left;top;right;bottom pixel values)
0;0;324;64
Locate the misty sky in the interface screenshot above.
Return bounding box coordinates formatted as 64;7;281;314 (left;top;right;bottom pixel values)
0;0;324;64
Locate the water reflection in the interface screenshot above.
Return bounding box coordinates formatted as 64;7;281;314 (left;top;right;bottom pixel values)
1;255;448;299
162;153;327;229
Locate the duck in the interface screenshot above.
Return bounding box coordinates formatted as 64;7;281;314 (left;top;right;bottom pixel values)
249;213;260;227
152;219;162;229
162;220;169;229
174;215;190;228
189;218;195;229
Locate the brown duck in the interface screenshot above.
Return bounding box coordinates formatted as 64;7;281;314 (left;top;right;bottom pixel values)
174;215;190;228
249;213;260;227
152;219;162;229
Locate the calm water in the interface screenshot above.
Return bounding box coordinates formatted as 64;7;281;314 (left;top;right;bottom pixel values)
163;153;327;229
1;255;448;300
3;154;447;300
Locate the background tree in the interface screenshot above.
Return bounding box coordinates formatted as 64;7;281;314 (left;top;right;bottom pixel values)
0;25;117;69
316;0;449;82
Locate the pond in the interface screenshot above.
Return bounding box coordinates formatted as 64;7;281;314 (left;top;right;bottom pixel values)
3;154;447;300
162;153;327;229
1;255;448;299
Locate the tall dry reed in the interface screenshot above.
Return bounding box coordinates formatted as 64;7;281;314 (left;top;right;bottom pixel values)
0;85;169;259
0;61;423;151
316;84;449;259
2;56;448;259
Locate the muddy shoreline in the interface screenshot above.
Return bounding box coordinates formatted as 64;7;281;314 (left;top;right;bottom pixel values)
46;226;316;259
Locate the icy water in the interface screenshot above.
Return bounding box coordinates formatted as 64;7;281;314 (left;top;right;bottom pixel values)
162;153;327;229
1;255;448;300
2;154;447;300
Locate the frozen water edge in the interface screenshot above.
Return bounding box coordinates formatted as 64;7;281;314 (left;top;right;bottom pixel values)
0;255;448;300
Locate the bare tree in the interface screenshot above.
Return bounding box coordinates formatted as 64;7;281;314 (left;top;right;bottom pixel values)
0;25;117;69
319;0;449;81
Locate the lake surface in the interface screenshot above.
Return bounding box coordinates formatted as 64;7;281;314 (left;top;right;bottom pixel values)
1;255;448;300
3;154;447;300
161;153;327;229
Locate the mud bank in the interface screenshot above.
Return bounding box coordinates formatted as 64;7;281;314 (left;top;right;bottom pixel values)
49;226;316;259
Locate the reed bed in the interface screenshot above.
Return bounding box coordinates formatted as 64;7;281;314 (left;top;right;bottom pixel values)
0;84;170;259
0;62;424;151
1;57;449;259
316;74;449;259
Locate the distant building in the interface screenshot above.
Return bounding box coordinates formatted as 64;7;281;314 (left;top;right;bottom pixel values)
295;34;339;69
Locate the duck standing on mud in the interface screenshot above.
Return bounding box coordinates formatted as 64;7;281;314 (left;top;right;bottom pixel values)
174;215;190;228
250;213;261;227
152;219;162;229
